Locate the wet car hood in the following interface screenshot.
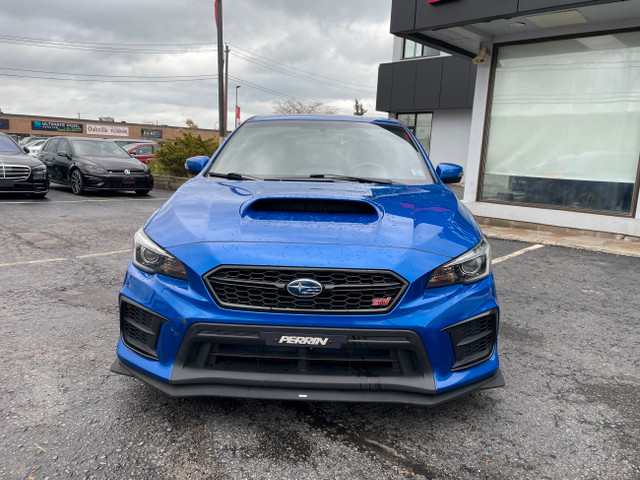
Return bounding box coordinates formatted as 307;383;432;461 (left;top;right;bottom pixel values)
76;155;146;171
0;152;45;167
145;178;482;260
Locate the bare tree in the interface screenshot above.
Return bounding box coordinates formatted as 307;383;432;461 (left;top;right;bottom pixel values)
185;119;199;129
274;98;337;115
354;99;367;116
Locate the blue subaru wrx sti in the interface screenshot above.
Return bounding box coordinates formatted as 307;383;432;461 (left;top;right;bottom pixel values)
111;115;504;405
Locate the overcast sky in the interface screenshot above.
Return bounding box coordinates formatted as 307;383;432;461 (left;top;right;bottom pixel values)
0;0;393;131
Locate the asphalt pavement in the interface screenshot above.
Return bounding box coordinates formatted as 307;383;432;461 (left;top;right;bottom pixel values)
0;186;638;480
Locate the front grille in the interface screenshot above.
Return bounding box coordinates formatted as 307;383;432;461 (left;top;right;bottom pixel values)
442;310;498;371
120;299;168;359
204;266;408;314
0;164;31;181
171;324;435;392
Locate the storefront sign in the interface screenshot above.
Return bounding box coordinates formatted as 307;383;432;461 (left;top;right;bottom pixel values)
141;128;163;139
86;124;130;136
32;120;83;133
0;119;9;130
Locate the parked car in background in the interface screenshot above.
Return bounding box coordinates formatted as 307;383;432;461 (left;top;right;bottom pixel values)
38;137;153;195
122;142;158;164
114;138;155;149
25;138;48;156
0;133;49;198
112;115;503;406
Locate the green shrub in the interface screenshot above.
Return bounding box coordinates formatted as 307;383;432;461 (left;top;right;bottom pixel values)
152;133;219;177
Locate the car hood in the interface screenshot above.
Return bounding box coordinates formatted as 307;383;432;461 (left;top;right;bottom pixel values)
0;152;45;167
145;177;482;259
76;155;146;170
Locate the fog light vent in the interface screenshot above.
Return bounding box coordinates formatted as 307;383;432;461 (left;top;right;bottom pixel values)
120;298;167;359
442;310;497;371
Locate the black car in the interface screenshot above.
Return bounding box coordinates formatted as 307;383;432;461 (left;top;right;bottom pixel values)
38;137;154;195
0;133;49;198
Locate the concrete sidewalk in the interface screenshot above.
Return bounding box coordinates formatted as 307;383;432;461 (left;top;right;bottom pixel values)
448;184;640;258
481;224;640;258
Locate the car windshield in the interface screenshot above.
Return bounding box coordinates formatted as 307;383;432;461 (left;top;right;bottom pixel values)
0;136;21;153
71;140;132;158
209;120;434;185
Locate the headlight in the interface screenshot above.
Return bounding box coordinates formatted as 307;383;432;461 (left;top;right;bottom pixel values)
84;165;107;174
32;164;46;172
132;228;188;280
426;237;491;288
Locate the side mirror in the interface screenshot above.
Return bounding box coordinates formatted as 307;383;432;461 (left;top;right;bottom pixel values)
436;163;463;184
56;151;71;159
185;155;209;175
23;146;30;154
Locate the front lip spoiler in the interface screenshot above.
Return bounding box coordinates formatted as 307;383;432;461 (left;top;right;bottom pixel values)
110;359;504;406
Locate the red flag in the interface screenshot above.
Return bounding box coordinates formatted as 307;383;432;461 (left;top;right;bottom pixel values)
214;0;218;26
236;106;241;123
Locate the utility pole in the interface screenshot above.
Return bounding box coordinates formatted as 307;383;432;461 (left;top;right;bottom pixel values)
216;0;225;138
225;44;230;134
235;85;241;128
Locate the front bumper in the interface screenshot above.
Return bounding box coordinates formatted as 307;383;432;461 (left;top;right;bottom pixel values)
0;176;49;194
114;245;503;404
83;172;153;191
111;357;503;405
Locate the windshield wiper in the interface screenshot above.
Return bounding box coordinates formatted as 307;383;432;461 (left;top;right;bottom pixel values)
208;172;263;181
308;174;394;185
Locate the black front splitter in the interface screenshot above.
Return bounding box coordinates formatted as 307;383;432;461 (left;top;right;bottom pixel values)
110;359;504;407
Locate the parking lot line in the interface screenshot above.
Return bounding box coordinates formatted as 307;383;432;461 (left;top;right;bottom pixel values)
493;244;545;264
0;257;68;267
76;249;130;259
0;243;546;270
0;198;165;205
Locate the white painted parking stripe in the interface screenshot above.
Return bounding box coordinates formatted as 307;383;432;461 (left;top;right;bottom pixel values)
0;243;546;269
0;257;68;267
493;244;545;264
0;198;166;205
76;249;130;259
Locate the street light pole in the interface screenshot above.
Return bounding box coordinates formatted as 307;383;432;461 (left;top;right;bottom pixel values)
224;44;229;133
216;0;225;138
235;85;241;129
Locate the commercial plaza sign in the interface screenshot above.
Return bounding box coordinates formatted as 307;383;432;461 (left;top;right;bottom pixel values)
32;120;82;133
141;128;162;138
86;124;130;136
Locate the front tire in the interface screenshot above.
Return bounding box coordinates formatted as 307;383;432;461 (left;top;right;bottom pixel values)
70;169;85;195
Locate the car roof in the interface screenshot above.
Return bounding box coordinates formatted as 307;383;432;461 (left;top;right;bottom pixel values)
246;115;402;125
123;142;157;150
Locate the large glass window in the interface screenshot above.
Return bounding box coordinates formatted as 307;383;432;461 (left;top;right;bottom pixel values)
480;31;640;215
397;113;433;155
403;40;440;59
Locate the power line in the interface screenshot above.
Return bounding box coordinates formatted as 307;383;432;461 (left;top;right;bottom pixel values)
228;74;353;114
228;42;376;90
0;72;217;83
0;66;215;80
0;34;217;54
0;67;352;113
231;51;375;95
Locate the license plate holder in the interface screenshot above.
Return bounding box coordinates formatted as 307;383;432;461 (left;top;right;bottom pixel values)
260;332;347;349
0;179;14;188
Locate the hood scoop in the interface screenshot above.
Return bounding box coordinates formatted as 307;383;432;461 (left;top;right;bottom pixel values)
244;198;381;223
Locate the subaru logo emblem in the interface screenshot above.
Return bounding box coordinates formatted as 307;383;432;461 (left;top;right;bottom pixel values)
124;169;131;175
286;279;323;298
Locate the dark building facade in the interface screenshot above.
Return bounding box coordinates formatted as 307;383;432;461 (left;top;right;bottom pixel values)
377;0;640;236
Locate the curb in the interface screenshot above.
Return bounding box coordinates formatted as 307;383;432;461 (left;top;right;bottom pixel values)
482;225;640;258
153;174;189;191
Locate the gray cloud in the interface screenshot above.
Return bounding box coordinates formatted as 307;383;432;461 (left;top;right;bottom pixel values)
0;0;392;129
